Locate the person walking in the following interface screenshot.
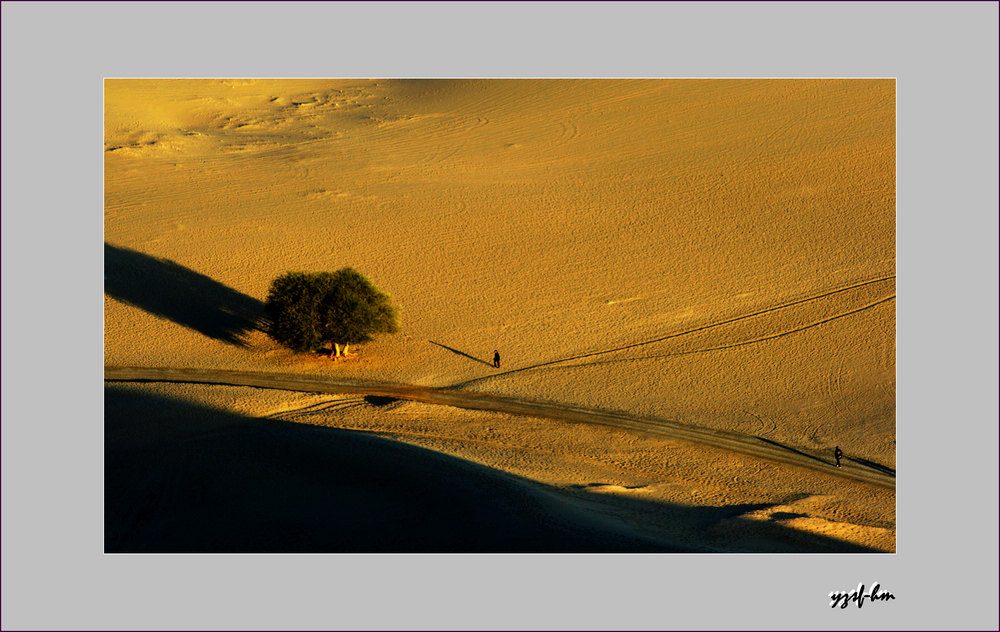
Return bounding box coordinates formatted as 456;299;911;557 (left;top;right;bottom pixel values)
834;446;843;468
493;349;501;368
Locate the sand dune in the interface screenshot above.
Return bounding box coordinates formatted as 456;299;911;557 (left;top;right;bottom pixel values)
105;79;895;551
106;383;889;553
106;384;692;553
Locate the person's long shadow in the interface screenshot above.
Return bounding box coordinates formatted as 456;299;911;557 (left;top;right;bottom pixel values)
844;455;896;476
429;340;494;367
756;437;897;478
755;436;831;466
104;243;264;346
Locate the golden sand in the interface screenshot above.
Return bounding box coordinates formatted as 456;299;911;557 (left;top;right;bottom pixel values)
105;79;895;551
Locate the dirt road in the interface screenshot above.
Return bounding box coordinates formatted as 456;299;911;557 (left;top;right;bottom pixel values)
104;365;895;489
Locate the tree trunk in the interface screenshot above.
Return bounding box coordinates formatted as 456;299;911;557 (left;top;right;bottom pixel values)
332;343;341;358
342;343;350;357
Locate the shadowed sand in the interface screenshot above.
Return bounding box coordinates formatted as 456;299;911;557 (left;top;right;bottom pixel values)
104;242;264;346
106;385;881;553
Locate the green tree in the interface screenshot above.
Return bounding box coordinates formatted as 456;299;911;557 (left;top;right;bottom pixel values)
265;268;399;357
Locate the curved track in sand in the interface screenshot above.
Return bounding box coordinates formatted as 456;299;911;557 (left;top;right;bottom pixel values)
452;275;896;387
105;366;895;490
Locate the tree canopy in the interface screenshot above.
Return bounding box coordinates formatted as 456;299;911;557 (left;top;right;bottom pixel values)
264;268;399;354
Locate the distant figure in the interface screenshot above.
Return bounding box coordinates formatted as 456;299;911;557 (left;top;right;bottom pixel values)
493;349;501;368
834;446;843;468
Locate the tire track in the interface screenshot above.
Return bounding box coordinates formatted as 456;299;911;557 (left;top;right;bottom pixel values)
543;295;895;371
807;423;824;447
829;354;852;419
267;397;368;420
453;276;895;386
105;366;895;489
743;409;777;437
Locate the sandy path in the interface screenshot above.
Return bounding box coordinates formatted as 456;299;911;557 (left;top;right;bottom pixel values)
105;366;894;489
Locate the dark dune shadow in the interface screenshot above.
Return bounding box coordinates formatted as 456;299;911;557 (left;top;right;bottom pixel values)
429;340;494;367
104;242;264;346
105;385;886;553
105;385;676;553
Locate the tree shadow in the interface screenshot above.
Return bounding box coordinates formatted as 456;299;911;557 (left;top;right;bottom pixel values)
106;385;887;553
429;340;494;367
104;243;264;346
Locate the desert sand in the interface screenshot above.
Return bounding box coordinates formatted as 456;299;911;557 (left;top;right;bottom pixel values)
104;79;895;552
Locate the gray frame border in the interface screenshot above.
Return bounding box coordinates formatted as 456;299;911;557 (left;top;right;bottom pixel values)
2;2;998;630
